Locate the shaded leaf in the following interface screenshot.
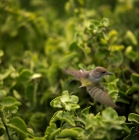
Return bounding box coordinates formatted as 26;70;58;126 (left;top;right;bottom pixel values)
7;117;27;140
1;96;21;108
128;113;139;127
50;111;75;126
124;127;139;140
18;69;33;83
108;51;123;66
131;74;139;85
0;67;15;80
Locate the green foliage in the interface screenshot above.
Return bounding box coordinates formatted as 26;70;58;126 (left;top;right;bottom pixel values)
45;92;128;140
50;91;80;111
124;113;139;140
0;0;139;139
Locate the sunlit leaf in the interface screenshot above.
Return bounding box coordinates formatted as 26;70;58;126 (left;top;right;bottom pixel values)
50;97;62;108
125;46;138;62
0;89;7;99
61;91;70;103
102;107;118;120
0;50;4;57
69;95;79;103
101;18;109;27
125;30;137;45
59;127;84;138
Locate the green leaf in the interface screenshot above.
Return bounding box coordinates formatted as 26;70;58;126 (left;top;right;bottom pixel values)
124;127;139;140
104;79;119;101
97;48;109;59
77;0;85;5
81;106;91;116
47;64;60;85
101;18;109;27
131;74;139;85
118;91;130;104
108;51;123;66
50;111;75;126
44;123;57;136
0;89;7;99
29;112;46;130
50;91;80;111
18;69;33;83
126;86;139;95
0;67;15;80
59;128;81;138
44;123;60;140
85;113;95;130
31;73;42;80
0;127;5;136
90;20;100;27
69;42;79;51
60;53;78;67
135;102;139;114
50;97;62;108
13;90;22;100
4;106;19;114
61;91;70;103
102;108;126;125
108;30;118;42
69;95;79;104
102;107;118;120
125;46;138;62
64;102;80;111
49;128;61;140
110;45;125;52
128;113;139;127
0;50;4;57
125;30;137;45
7;117;27;140
1;96;21;108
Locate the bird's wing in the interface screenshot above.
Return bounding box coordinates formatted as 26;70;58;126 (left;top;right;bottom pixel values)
64;69;89;80
87;83;119;109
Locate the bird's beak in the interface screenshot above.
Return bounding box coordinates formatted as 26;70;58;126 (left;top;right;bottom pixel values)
106;71;113;75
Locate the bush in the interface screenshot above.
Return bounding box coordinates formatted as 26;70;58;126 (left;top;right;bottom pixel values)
0;0;139;139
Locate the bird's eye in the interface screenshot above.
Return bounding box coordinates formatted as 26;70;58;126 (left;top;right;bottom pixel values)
102;71;105;74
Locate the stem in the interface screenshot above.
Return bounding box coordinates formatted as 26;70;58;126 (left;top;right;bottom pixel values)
0;111;11;140
60;111;65;131
33;80;38;108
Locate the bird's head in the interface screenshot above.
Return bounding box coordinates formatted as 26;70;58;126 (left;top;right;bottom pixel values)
89;66;113;82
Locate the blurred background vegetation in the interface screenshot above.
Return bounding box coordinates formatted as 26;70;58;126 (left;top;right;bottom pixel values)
0;0;139;139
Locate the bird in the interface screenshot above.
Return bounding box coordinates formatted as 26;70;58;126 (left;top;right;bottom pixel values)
65;66;120;109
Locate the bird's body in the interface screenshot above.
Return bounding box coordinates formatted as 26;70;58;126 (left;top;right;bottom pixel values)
65;66;120;109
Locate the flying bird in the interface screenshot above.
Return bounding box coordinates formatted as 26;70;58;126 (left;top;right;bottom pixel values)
65;66;120;109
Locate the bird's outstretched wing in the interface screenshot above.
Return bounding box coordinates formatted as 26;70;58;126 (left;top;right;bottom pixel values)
64;69;89;80
64;69;92;87
87;83;120;109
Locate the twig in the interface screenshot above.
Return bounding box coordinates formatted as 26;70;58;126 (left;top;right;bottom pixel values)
0;111;11;140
